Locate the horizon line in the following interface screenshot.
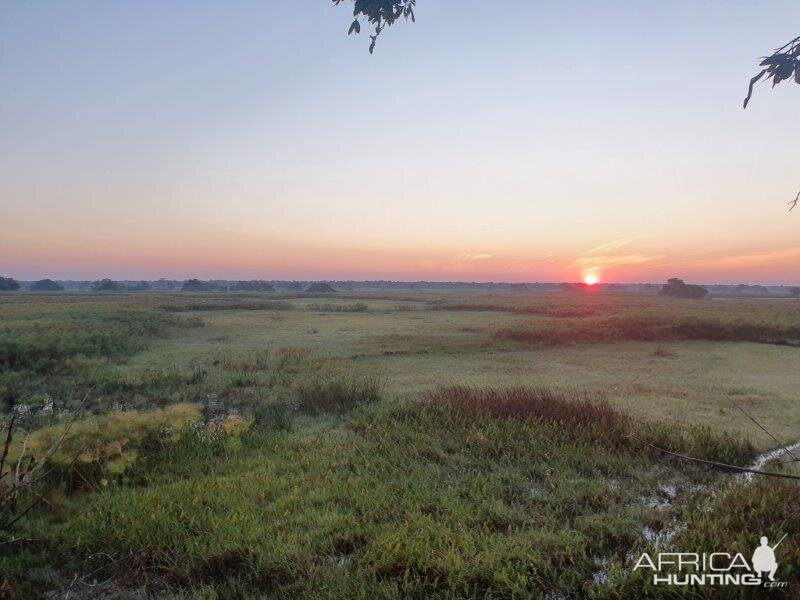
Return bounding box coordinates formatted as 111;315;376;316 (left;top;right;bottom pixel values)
5;277;799;288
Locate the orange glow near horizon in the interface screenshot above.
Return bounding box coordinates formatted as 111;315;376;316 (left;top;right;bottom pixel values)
583;272;600;286
3;210;800;284
4;228;800;283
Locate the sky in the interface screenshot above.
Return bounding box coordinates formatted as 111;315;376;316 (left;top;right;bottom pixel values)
1;1;799;284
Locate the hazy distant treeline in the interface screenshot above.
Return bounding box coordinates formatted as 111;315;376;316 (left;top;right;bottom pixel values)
2;277;799;297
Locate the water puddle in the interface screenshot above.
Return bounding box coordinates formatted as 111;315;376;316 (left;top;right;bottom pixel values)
737;441;800;483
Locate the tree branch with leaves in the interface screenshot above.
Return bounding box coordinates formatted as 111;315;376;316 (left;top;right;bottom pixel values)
743;35;800;108
743;34;799;209
334;0;416;54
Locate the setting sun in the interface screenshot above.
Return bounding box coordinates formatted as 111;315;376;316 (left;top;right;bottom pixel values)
583;273;600;285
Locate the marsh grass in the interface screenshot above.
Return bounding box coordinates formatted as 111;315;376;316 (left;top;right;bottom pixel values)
0;385;775;599
296;374;384;415
495;314;800;345
425;297;647;318
0;307;201;413
426;386;756;466
0;292;796;598
0;391;765;599
306;302;369;313
426;386;629;445
162;299;294;312
0;309;185;375
249;401;293;434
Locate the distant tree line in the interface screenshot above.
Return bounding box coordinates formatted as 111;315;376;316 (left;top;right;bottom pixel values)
660;278;708;299
3;277;798;297
181;279;335;293
228;280;275;292
0;277;20;291
91;278;151;292
30;279;64;292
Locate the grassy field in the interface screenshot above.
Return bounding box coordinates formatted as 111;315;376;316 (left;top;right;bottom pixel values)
1;291;800;598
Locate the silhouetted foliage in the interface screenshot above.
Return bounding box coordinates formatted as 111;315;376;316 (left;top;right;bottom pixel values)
744;35;800;109
743;34;798;208
790;287;800;299
229;280;275;292
509;283;530;293
91;278;123;292
182;279;216;292
660;278;708;300
306;282;336;293
0;277;20;292
29;279;63;292
334;0;416;53
285;281;303;291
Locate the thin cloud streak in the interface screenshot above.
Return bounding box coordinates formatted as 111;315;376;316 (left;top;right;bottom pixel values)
458;253;493;261
583;238;637;255
569;253;662;270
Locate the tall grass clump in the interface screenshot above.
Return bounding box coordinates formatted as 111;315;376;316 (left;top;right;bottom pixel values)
426;386;630;446
638;421;756;466
425;386;757;465
296;375;384;415
250;401;293;434
135;420;230;477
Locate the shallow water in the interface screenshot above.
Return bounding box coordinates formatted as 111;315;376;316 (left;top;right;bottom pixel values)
738;441;800;483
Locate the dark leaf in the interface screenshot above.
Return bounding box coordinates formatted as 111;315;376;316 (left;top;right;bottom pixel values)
772;59;795;85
